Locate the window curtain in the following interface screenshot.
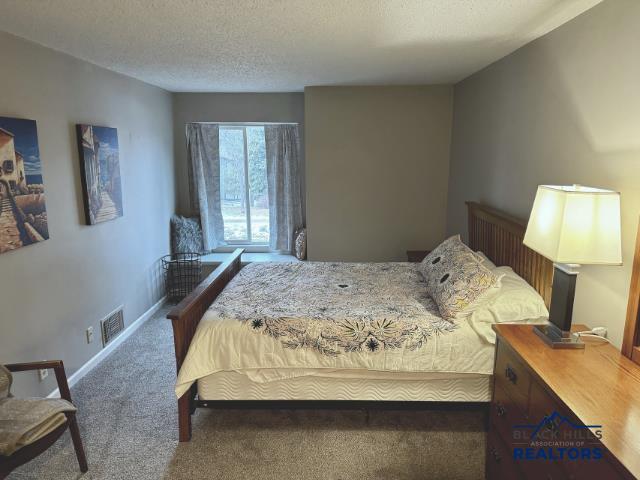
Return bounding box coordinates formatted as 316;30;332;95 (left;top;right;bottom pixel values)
265;124;304;253
186;123;225;251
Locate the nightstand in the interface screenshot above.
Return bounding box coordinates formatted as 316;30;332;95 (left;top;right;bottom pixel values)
488;324;640;479
406;250;430;262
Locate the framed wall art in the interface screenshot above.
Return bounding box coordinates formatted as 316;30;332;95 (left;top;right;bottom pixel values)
76;124;123;225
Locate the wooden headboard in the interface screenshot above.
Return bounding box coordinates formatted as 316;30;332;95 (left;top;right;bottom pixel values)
466;201;553;307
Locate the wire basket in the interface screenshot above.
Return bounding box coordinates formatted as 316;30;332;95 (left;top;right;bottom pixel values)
162;253;202;302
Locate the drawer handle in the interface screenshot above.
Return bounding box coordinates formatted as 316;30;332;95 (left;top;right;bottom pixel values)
496;402;506;417
505;365;518;384
489;446;502;463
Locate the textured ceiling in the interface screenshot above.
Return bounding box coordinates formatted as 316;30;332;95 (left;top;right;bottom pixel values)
0;0;602;92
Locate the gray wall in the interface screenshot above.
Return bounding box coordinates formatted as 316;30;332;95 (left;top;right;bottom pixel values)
172;93;305;214
447;0;639;347
0;33;175;397
305;86;453;262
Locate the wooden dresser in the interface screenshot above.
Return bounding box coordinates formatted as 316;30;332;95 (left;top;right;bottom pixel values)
489;324;640;480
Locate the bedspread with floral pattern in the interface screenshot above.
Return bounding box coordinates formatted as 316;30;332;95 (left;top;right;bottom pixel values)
208;262;457;356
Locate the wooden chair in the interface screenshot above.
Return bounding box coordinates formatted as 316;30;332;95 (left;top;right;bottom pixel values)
0;361;88;479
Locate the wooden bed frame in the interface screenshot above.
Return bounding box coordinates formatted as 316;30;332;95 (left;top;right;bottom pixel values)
167;202;553;441
466;202;553;307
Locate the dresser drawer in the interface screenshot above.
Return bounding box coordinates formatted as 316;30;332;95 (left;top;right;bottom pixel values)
491;382;526;445
486;429;522;480
495;340;532;414
528;381;601;445
528;381;572;430
528;382;623;479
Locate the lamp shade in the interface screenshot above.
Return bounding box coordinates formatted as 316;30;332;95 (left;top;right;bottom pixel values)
523;185;622;265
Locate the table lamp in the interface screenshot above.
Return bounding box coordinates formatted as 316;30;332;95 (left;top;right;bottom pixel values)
523;185;622;348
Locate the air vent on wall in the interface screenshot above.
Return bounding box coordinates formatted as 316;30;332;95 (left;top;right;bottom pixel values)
101;307;124;346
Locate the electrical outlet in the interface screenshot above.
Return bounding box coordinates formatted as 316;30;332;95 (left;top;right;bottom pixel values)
38;369;48;381
86;326;94;344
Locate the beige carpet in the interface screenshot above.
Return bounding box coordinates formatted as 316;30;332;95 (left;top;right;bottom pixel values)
10;305;486;480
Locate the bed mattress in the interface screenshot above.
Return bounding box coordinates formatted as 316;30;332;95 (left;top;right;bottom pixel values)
197;370;492;402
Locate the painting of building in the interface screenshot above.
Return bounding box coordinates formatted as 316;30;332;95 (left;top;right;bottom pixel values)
0;116;49;255
76;124;123;224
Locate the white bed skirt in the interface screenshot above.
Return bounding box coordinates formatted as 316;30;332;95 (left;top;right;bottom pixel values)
197;371;492;402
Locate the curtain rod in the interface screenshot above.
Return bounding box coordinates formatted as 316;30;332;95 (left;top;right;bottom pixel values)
187;121;299;126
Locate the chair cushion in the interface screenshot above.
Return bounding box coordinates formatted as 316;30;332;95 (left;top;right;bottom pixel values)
0;398;76;456
0;365;11;399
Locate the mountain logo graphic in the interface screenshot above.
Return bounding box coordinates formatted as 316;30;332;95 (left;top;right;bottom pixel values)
513;411;602;441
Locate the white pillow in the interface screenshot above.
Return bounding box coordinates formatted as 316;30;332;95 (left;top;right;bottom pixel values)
471;255;546;321
468;265;549;343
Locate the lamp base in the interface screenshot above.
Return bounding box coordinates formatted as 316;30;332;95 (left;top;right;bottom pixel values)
533;324;585;349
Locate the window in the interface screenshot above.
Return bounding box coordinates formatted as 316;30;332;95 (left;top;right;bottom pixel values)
3;160;14;173
219;125;269;244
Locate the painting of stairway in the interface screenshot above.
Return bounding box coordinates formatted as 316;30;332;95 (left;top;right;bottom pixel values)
0;116;49;255
76;124;123;225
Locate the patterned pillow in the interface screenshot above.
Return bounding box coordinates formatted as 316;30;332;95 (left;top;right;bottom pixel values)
419;235;481;278
294;227;307;260
171;215;205;254
422;248;502;320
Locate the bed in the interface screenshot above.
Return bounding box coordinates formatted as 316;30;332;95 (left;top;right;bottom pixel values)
168;202;554;441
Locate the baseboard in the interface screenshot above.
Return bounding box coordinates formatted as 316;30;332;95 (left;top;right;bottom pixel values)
47;296;166;398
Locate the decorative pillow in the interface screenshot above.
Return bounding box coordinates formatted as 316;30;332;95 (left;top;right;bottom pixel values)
294;227;307;260
419;235;482;279
171;215;205;254
422;250;502;320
